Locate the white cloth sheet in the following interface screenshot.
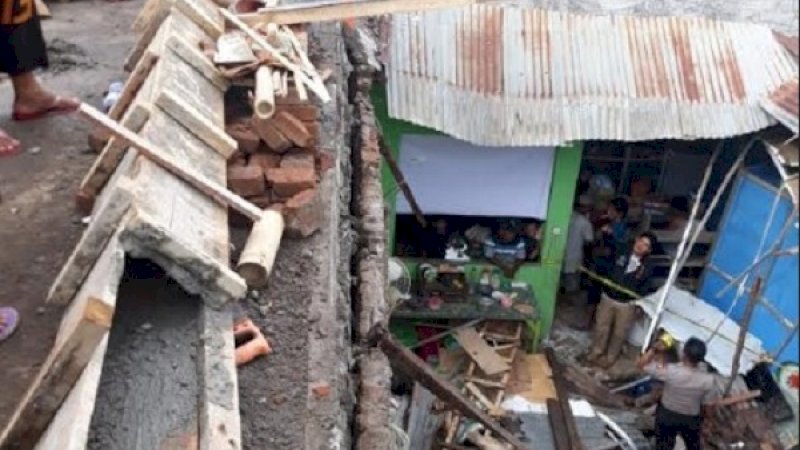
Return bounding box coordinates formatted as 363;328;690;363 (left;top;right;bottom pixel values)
395;135;555;219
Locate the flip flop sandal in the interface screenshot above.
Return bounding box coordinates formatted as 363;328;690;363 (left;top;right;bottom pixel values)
0;307;20;343
0;139;21;157
11;96;80;122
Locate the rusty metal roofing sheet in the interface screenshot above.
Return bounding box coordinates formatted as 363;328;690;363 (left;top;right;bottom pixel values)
387;5;799;146
761;78;799;133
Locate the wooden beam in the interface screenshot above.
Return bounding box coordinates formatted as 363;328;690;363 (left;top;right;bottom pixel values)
154;89;238;158
0;297;114;449
239;0;489;26
377;132;427;228
48;182;135;305
546;398;572;450
545;348;585;450
79;103;151;208
370;325;527;450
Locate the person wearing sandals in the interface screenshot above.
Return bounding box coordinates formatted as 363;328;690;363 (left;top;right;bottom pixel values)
0;307;19;343
0;0;80;156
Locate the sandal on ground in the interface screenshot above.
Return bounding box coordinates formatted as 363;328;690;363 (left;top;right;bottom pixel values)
12;96;80;122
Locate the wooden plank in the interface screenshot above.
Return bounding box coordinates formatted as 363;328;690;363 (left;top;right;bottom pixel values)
464;382;503;416
0;296;115;449
453;328;510;376
79;104;261;223
124;4;171;72
546;398;572;450
36;239;125;450
240;0;487;26
79;103;151;204
132;0;168;32
546;348;586;450
154;89;238;158
48;181;135;305
111;50;159;122
164;34;228;91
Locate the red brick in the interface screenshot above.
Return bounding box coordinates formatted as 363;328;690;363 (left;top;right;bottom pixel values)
75;189;96;215
285;188;321;238
316;152;335;173
276;103;319;122
226;121;261;154
252;117;292;153
265;166;315;198
272;111;312;148
248;194;272;209
310;381;330;398
280;152;316;171
249;152;281;171
228;150;248;167
228;165;266;197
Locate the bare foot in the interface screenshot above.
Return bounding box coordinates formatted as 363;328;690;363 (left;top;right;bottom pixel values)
12;89;80;122
0;127;21;157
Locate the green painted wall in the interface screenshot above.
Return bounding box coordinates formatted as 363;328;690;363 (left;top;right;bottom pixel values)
372;84;583;338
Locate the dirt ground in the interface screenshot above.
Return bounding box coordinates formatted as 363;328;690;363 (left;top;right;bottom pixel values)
0;0;141;425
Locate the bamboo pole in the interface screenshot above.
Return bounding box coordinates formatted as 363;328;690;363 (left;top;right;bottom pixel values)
377;133;427;228
640;142;723;353
724;277;762;396
253;65;276;119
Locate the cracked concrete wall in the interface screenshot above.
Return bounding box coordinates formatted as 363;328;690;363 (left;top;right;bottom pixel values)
346;22;396;450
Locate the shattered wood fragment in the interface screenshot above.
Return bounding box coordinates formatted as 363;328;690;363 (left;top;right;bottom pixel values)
453;327;510;376
370;325;527;450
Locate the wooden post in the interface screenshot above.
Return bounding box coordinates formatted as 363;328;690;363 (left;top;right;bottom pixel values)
725;277;763;396
254;65;276;119
369;325;527;450
377;134;427;228
546;398;572;450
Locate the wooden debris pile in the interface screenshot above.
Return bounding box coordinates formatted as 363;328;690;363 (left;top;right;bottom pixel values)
443;321;524;447
704;387;785;449
207;14;333;237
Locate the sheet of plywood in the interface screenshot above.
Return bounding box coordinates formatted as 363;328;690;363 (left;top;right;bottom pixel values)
453;328;510;376
507;354;556;403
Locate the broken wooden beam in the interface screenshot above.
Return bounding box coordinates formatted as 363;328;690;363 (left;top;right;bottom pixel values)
239;0;492;26
369;325;527;450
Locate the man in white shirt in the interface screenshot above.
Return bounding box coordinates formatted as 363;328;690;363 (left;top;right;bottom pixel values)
562;196;594;326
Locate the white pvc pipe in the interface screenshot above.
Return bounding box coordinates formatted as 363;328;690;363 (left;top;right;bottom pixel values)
640;142;723;353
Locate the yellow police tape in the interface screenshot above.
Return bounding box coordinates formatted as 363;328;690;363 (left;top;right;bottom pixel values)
577;265;641;300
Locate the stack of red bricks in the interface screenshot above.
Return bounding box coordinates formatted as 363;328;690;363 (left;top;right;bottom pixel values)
226;90;334;238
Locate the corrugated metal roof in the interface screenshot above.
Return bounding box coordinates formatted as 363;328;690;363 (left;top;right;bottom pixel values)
761;78;799;133
387;5;799;146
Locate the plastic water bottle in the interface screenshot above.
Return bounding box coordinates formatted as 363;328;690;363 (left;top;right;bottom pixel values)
102;81;124;113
